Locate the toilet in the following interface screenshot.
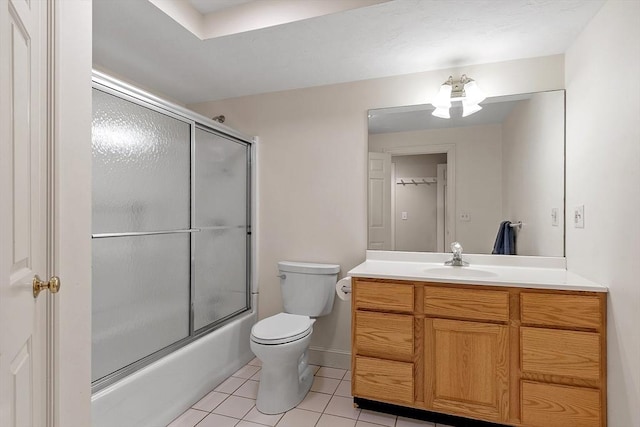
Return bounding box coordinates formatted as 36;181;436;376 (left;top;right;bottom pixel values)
250;261;340;414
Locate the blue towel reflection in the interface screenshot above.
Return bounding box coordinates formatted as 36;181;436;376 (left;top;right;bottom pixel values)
492;221;516;255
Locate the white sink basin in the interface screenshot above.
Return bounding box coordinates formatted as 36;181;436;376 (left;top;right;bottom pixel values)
424;267;498;278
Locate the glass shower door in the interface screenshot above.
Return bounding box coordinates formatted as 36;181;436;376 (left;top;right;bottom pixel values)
193;128;249;331
91;83;252;388
91;89;191;382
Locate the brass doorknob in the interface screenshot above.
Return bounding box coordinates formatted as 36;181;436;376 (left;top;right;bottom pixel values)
33;275;61;298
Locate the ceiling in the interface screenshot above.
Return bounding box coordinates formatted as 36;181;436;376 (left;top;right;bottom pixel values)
93;0;604;105
188;0;253;15
368;93;532;134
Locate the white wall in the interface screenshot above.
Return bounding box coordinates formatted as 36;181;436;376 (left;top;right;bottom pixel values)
370;125;503;254
565;1;640;426
189;55;564;367
502;91;564;256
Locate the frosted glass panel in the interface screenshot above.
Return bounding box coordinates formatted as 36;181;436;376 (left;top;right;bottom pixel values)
194;228;247;331
92;89;190;233
92;233;190;381
194;128;248;228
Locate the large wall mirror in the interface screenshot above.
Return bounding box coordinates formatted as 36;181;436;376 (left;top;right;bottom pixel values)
367;90;565;257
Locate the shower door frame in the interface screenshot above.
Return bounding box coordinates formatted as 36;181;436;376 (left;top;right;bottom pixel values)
90;71;255;393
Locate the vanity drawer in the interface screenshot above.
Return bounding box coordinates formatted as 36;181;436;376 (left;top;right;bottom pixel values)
354;279;414;313
521;327;601;381
521;292;602;329
521;381;601;427
424;286;509;322
355;311;413;362
353;356;414;405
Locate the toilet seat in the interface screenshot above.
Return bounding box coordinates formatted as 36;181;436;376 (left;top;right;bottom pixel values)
251;313;313;345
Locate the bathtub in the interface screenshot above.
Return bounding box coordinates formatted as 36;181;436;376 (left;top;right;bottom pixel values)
91;294;258;427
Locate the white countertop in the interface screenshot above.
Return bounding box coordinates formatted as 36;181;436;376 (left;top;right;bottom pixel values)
348;251;607;292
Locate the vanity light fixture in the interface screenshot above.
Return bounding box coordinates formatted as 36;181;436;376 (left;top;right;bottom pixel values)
431;74;486;118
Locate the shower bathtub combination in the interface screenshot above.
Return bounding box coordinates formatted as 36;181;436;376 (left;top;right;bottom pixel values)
90;72;257;427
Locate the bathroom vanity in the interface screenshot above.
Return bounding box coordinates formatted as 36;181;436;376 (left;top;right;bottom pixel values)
349;252;607;427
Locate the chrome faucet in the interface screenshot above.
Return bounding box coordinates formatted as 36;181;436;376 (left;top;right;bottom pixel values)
445;242;468;266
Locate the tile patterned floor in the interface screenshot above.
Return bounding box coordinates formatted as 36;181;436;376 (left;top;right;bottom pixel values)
167;358;453;427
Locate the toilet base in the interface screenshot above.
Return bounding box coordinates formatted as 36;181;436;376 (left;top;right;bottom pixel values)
256;362;313;414
250;334;313;414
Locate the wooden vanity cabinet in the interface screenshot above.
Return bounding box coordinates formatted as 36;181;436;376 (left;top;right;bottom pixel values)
352;279;416;405
519;291;606;427
424;286;511;423
351;277;607;427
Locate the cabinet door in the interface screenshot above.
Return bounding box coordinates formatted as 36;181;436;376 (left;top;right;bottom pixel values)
425;318;509;423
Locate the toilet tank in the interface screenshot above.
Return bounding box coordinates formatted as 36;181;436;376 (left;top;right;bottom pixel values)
278;261;340;317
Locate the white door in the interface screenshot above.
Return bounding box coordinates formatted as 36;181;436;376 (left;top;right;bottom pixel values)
436;164;447;252
0;0;48;425
368;152;391;250
1;1;92;426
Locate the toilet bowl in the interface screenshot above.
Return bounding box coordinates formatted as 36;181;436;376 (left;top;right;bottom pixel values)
250;261;340;414
250;313;315;414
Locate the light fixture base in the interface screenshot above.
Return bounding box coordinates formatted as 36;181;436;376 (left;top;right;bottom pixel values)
431;74;485;118
450;74;473;100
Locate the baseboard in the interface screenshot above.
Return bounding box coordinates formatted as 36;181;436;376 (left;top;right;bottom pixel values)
308;346;351;369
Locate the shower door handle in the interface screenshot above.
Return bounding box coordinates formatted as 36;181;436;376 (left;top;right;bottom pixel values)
33;275;61;298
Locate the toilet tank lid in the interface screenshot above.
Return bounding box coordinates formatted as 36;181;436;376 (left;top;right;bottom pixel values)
278;261;340;275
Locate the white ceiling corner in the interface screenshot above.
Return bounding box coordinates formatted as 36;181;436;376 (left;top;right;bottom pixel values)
93;0;605;104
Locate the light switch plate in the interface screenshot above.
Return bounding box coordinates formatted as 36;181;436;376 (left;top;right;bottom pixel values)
401;211;408;220
574;205;584;228
551;208;559;227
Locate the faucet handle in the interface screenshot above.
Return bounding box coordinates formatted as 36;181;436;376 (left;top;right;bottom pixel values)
450;241;463;255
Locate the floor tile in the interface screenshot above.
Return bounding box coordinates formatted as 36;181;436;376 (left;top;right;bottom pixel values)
247;357;262;367
197;413;240;427
310;376;340;394
212;395;256;419
166;408;207;427
357;409;397;427
355;422;386;427
396;416;436;426
232;364;261;379
296;391;331;413
215;376;248;394
233;380;260;399
316;413;357;427
169;364;435;427
275;408;321;427
324;395;361;420
242;407;284;426
316;367;347;379
334;380;352;398
237;421;265;427
192;390;229;412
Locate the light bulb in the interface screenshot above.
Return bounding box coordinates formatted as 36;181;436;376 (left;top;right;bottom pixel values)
431;83;452;109
463;80;486;105
462;101;482;117
432;107;450;119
